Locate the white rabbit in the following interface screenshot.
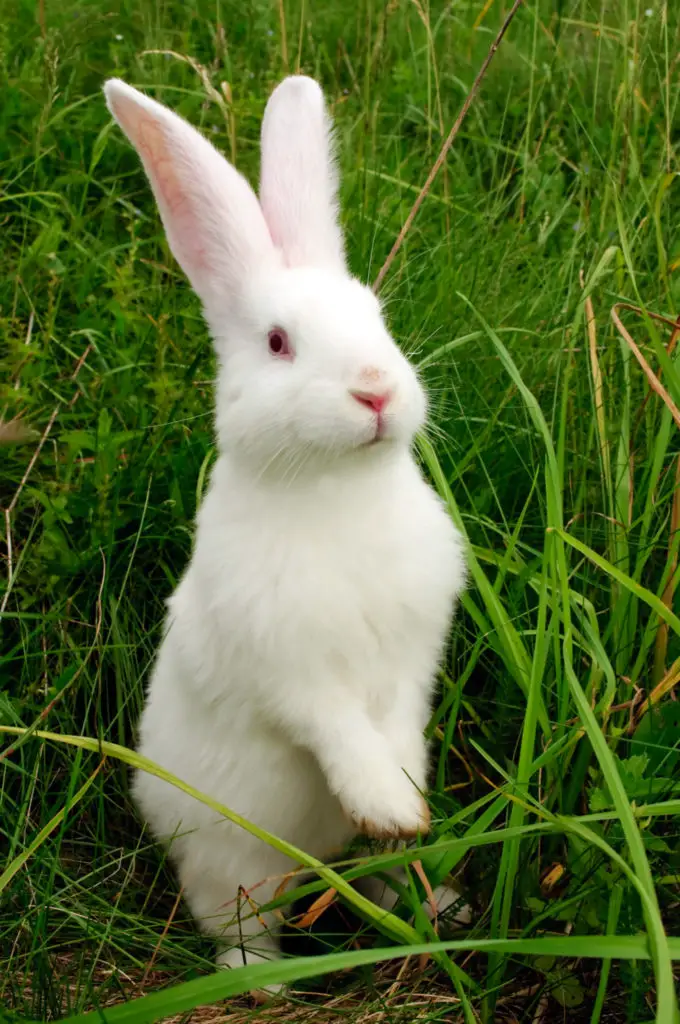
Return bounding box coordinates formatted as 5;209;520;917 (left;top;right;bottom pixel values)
104;74;467;987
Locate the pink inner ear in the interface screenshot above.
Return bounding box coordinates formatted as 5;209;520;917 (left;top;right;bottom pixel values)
136;117;184;215
121;109;207;269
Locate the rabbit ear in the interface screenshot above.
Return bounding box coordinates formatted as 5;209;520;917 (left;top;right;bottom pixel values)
104;79;276;307
259;76;346;274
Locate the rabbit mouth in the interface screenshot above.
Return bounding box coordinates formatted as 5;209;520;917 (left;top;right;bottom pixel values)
357;421;383;447
364;424;390;447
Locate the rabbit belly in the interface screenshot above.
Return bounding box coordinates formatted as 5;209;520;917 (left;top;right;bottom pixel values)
135;660;350;846
133;636;352;883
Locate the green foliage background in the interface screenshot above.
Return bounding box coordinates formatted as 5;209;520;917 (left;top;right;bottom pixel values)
1;1;679;1021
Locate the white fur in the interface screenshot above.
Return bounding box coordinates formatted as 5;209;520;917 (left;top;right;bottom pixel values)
260;76;346;273
104;75;466;985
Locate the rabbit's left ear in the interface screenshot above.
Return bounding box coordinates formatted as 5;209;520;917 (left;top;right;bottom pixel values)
104;79;277;309
259;76;346;274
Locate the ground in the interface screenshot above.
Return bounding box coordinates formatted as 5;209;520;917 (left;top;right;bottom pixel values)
1;1;679;1022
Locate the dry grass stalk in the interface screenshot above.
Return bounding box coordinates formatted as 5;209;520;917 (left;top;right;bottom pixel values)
581;269;612;497
630;655;680;734
609;304;680;684
141;50;237;164
31;952;472;1024
293;886;338;929
610;305;680;431
373;0;525;292
653;454;680;683
140;886;185;990
277;0;289;71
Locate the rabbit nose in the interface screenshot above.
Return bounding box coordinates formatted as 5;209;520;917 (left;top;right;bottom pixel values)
350;390;391;415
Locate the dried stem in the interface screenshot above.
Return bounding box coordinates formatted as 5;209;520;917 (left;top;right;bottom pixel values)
140;886;184;990
611;305;680;431
373;0;525;292
277;0;289;71
653;455;680;683
581;269;612;495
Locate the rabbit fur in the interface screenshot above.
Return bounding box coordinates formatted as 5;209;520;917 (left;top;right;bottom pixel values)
104;74;467;986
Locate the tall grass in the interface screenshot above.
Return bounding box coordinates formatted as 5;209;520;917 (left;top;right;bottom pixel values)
1;1;679;1021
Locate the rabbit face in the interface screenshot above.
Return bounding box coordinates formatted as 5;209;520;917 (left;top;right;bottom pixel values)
212;266;426;470
104;75;428;476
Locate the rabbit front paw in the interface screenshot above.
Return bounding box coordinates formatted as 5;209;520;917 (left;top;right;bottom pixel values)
340;769;430;839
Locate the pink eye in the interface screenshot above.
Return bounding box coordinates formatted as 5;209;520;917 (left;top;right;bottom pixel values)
268;327;293;359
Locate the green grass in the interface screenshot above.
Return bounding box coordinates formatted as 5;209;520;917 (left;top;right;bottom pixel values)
1;0;679;1021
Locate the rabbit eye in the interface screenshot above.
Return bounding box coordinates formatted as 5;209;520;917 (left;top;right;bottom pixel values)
268;327;293;359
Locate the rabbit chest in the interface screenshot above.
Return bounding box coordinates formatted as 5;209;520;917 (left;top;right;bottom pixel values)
177;453;464;716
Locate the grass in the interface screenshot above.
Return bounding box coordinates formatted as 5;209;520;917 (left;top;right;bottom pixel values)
1;0;679;1021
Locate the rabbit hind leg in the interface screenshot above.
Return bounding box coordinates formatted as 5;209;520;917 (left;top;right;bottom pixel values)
177;835;287;1000
358;862;471;927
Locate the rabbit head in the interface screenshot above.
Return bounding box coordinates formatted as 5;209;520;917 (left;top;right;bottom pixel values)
104;76;426;472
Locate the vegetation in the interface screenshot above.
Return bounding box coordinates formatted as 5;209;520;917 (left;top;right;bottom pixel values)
1;0;679;1021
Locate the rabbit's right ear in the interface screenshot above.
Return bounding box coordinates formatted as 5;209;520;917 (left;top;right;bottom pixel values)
104;79;276;308
260;76;346;274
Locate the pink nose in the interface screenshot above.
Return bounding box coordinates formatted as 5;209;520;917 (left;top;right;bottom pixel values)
351;390;391;415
